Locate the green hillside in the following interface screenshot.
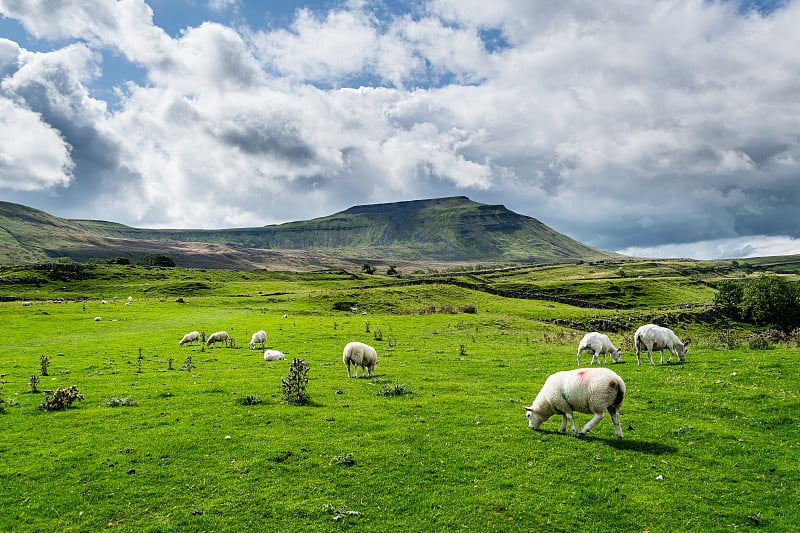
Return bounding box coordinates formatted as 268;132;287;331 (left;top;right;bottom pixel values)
1;197;620;267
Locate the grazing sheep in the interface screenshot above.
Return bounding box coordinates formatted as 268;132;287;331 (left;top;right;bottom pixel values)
206;331;230;348
21;301;31;307
249;330;267;349
179;331;204;347
524;367;626;439
93;317;102;321
263;349;286;361
576;332;621;365
342;341;378;378
634;324;690;365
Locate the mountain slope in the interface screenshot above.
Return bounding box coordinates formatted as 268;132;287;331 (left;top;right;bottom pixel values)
0;197;622;267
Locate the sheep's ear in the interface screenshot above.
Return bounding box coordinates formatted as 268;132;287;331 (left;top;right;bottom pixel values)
683;338;692;346
523;406;533;412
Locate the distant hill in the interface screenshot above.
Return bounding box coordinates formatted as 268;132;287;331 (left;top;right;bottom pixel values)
0;197;623;268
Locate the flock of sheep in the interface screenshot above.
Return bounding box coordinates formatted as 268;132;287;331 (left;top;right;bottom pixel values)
177;321;689;441
525;323;690;440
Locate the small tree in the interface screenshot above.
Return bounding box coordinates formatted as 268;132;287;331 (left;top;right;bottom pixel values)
741;275;800;330
361;263;376;275
282;358;311;405
138;253;176;267
387;265;398;276
713;279;745;319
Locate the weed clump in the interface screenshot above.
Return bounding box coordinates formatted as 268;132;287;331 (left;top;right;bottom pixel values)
29;375;41;393
179;356;196;372
237;394;264;406
40;354;52;376
102;396;139;407
282;358;311;405
376;382;414;397
332;452;355;466
40;386;84;411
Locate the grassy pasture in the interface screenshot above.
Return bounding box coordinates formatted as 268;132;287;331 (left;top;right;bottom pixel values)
1;267;799;532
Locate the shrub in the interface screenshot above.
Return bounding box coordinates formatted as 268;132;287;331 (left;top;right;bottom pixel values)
40;354;51;376
282;358;311;405
29;375;41;393
137;253;176;267
40;386;84;411
458;304;477;314
747;334;772;350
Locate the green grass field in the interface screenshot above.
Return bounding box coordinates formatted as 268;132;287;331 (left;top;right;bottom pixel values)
1;265;798;531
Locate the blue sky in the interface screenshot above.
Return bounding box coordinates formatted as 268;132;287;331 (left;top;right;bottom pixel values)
1;0;798;259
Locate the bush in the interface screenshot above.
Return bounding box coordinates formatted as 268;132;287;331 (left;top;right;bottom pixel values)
741;275;800;330
40;386;84;411
458;304;477;314
137;253;176;267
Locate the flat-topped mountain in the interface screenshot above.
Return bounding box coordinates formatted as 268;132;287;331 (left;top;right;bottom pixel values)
0;197;622;268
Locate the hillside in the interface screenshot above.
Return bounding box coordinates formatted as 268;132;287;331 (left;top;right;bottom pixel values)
0;197;622;268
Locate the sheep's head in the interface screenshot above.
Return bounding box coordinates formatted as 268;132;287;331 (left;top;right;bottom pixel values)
610;348;622;363
524;406;545;430
677;338;691;361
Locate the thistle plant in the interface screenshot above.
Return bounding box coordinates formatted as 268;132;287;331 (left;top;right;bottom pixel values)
179;356;196;372
29;375;40;393
40;386;84;411
40;355;52;376
282;358;310;405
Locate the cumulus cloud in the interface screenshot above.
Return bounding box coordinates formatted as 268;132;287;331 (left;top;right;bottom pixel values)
0;0;798;259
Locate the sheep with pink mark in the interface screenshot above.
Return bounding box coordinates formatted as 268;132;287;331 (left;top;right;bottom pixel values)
524;367;626;439
576;332;621;365
342;341;378;378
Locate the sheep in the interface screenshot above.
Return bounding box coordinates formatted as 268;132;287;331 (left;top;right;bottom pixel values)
634;324;690;365
206;331;230;348
524;367;626;439
249;330;267;350
179;331;204;347
263;349;286;361
21;301;31;307
576;332;621;365
342;341;378;378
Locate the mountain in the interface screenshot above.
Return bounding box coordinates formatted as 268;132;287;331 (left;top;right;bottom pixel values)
0;197;622;268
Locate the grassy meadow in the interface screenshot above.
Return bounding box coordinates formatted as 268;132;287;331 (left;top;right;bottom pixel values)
1;263;798;532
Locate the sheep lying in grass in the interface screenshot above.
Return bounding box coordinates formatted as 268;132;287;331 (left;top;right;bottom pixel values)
249;330;267;350
634;324;690;365
206;331;230;348
576;332;621;365
524;367;626;439
343;341;378;378
263;349;285;361
179;331;204;346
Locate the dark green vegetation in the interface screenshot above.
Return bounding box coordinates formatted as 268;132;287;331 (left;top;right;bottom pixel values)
0;197;621;269
1;260;799;531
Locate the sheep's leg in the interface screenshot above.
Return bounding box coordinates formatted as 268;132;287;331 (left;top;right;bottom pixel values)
346;361;352;378
647;348;655;366
667;348;674;363
579;412;605;436
590;350;599;365
576;349;582;366
558;415;569;434
660;350;665;364
608;407;624;439
636;346;642;365
563;413;578;436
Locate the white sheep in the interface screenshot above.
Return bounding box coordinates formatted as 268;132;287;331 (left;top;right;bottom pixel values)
263;349;286;361
179;331;204;346
249;330;267;349
524;367;626;439
634;324;690;365
206;331;230;348
576;332;621;365
342;341;378;378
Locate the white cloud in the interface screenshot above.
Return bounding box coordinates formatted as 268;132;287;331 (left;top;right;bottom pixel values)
617;235;800;260
0;97;74;190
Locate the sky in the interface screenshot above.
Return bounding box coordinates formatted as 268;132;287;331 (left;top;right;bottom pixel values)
0;0;798;260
